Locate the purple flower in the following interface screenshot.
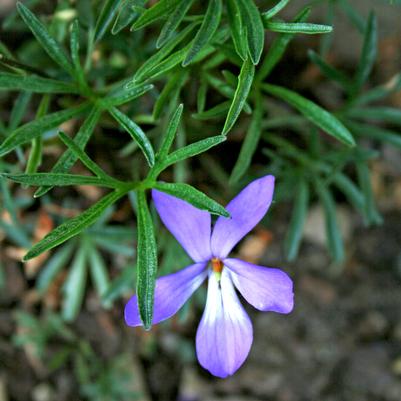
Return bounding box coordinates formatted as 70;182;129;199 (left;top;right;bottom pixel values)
125;175;294;378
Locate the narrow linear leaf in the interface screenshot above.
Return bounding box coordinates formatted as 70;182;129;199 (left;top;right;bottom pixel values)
353;11;377;93
132;0;180;30
315;181;344;262
192;101;230;120
157;104;183;159
264;21;332;34
347;107;401;126
109;107;155;166
356;161;382;225
112;0;144;34
136;190;157;330
154;182;229;217
308;50;351;89
94;0;123;42
236;0;265;64
36;241;75;293
157;0;195;48
3;173;116;188
70;20;86;88
34;106;101;197
133;21;199;83
16;2;74;75
332;173;365;214
57;131;115;180
226;0;247;60
230;92;262;182
104;83;154;107
257;6;310;81
284;179;309;261
161;135;226;170
88;246;111;307
0;102;90;157
262;83;355;146
153;69;187;119
23;190;125;261
62;243;88;321
182;0;222;67
0;73;78;93
222;58;255;136
262;0;291;20
8;92;32;132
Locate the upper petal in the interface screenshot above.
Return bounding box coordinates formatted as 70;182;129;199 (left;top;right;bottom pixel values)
224;258;294;314
152;189;212;262
211;175;275;258
196;269;253;378
125;262;207;327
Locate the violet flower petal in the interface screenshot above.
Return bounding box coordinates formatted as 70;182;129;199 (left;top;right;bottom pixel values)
196;269;253;378
152;189;212;262
224;258;294;314
125;262;208;326
211;175;275;258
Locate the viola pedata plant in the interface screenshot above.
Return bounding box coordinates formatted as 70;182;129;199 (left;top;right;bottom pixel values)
0;0;400;377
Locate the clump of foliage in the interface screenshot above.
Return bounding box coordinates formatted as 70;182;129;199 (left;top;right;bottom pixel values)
1;0;400;330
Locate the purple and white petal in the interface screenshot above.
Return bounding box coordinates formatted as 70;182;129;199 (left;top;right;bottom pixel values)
196;269;253;378
125;263;208;327
224;258;294;314
152;189;212;262
211;175;275;258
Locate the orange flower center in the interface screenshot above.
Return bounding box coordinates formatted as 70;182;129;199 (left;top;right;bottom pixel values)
211;258;223;273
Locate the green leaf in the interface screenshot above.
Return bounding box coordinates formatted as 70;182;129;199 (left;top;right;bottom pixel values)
136;190;157;330
222;57;255;135
104;83;154;107
0;72;78;93
62;243;88;321
353;12;377;93
153;70;187;120
157;0;195;48
262;0;291;20
70;20;86;88
284;179;309;261
264;21;332;34
160;135;226;171
112;0;143;34
36;241;75;293
157;104;183;159
16;2;74;75
226;0;247;60
154;182;229;217
0;103;90;157
230;92;262;182
57;131;115;180
132;0;180;30
182;0;222;67
257;6;310;81
23;190;125;261
236;0;265;64
315;181;344;262
308;50;351;89
133;21;199;83
8;92;32;132
346;120;401;149
34;106;101;197
94;0;123;42
88;246;111;307
3;173;116;188
192;101;230;120
356;161;382;225
109;107;155;167
262;83;355;146
332;173;365;214
347;107;401;126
